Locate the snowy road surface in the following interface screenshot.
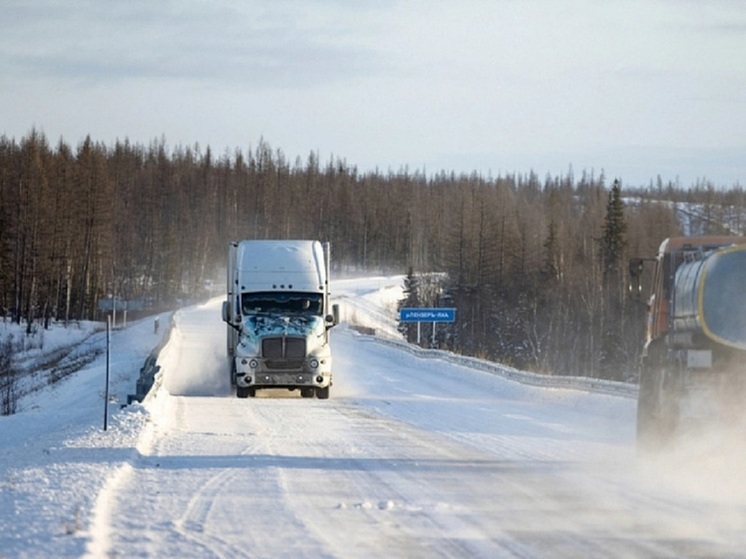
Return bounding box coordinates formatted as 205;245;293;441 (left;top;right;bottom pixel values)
2;277;745;558
88;280;746;558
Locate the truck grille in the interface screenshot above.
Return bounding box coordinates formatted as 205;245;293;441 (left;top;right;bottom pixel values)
262;337;306;359
265;359;305;370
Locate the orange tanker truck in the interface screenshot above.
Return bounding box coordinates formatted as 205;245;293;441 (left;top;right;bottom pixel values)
631;236;746;450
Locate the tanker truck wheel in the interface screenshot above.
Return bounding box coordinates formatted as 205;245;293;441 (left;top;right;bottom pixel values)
316;386;330;399
637;362;680;453
636;364;659;453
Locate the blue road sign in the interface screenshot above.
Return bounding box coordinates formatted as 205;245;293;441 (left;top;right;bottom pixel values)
400;308;456;322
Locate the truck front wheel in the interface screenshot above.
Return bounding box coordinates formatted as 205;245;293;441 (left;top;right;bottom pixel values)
237;386;255;398
637;361;680;453
636;364;659;453
316;386;330;400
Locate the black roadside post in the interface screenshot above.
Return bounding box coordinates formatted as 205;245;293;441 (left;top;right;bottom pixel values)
104;315;111;431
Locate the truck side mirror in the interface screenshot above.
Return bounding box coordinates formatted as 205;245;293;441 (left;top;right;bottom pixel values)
628;258;645;298
326;303;340;328
222;300;243;332
629;258;644;278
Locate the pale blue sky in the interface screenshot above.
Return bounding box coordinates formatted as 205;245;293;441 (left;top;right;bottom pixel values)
2;0;744;187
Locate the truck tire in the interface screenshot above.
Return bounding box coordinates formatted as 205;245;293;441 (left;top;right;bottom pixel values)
300;387;315;398
316;386;330;400
636;364;659;453
657;367;681;441
637;361;681;453
237;386;255;398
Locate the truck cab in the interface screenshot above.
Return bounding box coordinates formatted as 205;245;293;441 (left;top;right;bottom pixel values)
222;240;338;399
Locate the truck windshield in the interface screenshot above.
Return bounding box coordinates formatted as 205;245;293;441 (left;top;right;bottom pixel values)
241;292;323;317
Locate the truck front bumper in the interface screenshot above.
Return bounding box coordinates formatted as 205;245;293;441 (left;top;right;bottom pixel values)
234;357;332;389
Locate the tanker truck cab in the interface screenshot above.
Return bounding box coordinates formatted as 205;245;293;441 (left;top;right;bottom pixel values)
221;240;338;399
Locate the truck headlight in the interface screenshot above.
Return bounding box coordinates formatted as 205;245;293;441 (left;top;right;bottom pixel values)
249;359;258;369
309;358;319;369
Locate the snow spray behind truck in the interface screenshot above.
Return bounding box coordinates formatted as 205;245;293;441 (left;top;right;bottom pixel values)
630;236;746;450
222;240;338;399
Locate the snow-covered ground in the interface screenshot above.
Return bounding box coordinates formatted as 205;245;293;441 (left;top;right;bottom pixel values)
1;277;746;558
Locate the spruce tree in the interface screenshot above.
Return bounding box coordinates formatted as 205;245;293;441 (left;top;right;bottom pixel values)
599;179;627;275
397;266;420;343
598;179;628;379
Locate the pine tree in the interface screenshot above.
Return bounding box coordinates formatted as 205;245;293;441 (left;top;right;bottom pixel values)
598;179;628;379
599;179;627;275
397;266;419;343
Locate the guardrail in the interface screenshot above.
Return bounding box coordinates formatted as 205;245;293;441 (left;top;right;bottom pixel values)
354;332;639;399
127;314;174;404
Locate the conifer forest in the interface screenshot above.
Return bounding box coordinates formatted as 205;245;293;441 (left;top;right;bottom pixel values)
3;130;745;380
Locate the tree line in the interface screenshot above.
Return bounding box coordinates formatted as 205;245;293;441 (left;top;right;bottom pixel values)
2;130;743;380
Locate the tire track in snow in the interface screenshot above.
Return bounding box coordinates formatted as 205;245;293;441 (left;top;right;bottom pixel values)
243;400;581;557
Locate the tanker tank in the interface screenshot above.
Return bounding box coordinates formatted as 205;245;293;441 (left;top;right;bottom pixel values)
672;243;746;350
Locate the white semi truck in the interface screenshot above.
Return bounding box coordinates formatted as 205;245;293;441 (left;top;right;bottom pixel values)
221;240;338;399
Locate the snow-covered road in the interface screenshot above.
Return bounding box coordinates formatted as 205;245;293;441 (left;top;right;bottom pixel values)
88;281;746;558
2;277;746;558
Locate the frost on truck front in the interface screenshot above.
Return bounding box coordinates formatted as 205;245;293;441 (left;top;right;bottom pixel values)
223;291;335;399
222;239;337;399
